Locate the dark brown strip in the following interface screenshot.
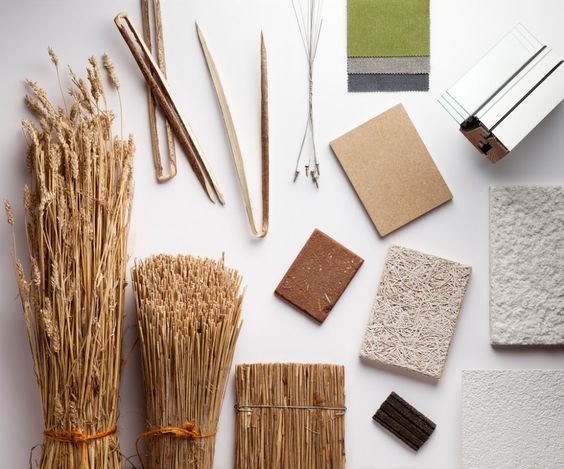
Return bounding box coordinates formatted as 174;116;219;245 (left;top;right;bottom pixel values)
373;409;422;451
380;402;430;442
372;392;436;451
389;392;436;434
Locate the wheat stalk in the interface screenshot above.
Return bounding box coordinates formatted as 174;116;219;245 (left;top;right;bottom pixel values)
5;50;134;469
131;254;244;469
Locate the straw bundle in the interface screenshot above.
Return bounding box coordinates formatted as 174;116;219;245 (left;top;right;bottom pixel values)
131;254;244;469
4;51;134;468
235;363;346;469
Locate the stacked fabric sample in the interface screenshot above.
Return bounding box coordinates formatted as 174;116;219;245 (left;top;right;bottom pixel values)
347;0;430;92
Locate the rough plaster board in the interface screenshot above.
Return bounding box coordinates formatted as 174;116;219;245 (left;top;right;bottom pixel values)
490;186;564;345
462;369;564;469
360;245;471;379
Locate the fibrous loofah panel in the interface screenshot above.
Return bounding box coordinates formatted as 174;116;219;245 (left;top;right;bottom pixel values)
490;186;564;345
360;245;471;379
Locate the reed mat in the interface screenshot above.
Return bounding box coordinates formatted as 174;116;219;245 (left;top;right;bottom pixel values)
235;363;346;469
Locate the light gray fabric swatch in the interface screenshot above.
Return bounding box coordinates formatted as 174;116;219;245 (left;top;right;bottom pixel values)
348;73;429;92
348;56;430;74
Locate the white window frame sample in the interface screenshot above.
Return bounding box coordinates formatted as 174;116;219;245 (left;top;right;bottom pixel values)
439;24;564;163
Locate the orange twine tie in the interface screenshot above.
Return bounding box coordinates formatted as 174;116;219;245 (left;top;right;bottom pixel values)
135;421;215;469
43;426;117;469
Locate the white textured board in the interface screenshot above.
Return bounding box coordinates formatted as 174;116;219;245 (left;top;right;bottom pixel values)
360;246;471;379
462;369;564;469
490;186;564;345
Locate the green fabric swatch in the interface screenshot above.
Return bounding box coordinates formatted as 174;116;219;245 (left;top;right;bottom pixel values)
348;0;430;57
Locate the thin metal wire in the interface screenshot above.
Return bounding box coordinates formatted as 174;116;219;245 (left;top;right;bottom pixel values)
235;404;346;412
291;0;324;187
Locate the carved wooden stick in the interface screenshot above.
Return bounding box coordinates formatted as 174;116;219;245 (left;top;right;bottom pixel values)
115;13;225;204
197;24;269;237
141;0;178;182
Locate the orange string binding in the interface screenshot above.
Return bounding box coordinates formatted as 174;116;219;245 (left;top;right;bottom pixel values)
135;421;215;469
43;427;117;469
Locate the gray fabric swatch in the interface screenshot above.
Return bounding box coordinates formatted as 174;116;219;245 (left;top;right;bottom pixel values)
348;73;429;92
348;56;430;74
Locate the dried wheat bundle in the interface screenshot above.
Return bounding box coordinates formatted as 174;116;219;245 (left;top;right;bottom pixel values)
235;363;346;469
131;254;244;469
4;50;134;468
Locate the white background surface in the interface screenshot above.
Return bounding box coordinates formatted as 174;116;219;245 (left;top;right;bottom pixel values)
1;1;564;468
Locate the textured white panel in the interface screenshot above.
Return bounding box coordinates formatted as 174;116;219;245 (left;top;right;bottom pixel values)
462;370;564;469
490;186;564;345
360;246;471;379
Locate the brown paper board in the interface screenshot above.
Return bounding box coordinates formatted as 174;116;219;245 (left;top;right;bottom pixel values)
275;229;363;324
330;103;452;237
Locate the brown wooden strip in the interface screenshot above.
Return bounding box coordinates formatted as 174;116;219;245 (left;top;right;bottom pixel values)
380;401;430;442
141;0;178;183
373;409;422;451
388;392;436;434
373;392;436;451
114;13;224;204
196;25;270;238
